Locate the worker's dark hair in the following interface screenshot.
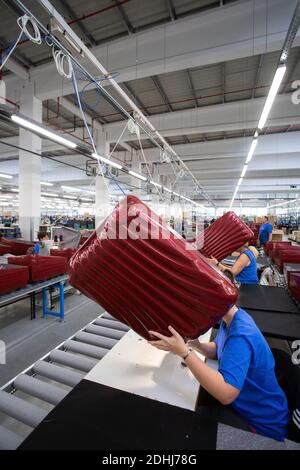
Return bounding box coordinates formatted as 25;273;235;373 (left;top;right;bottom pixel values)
264;216;269;221
37;231;48;241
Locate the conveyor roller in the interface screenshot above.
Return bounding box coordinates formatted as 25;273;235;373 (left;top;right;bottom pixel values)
64;339;108;359
0;390;47;428
85;324;124;340
33;360;84;387
49;349;98;372
75;331;117;349
14;374;68;405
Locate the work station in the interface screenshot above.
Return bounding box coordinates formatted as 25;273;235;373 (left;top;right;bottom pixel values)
0;0;300;454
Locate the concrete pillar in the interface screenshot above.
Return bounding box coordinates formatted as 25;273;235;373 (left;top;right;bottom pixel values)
95;128;110;228
19;83;42;240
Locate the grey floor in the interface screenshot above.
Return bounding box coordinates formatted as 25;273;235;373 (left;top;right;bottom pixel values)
0;289;104;387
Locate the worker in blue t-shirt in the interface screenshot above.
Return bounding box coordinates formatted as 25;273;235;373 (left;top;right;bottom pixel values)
209;243;259;285
259;216;273;247
148;305;289;442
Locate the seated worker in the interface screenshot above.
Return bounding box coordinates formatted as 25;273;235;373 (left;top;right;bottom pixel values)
27;232;50;256
148;304;289;442
209;242;259;285
259;216;273;247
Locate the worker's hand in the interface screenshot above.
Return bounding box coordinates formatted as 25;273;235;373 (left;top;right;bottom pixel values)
148;326;188;358
187;338;202;353
208;256;218;266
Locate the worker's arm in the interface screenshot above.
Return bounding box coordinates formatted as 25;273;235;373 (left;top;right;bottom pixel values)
209;254;250;277
187;338;217;359
149;326;240;406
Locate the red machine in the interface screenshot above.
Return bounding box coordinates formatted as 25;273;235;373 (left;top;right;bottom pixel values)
8;255;68;282
195;211;254;261
69;196;238;340
289;272;300;302
50;248;77;261
0;264;29;295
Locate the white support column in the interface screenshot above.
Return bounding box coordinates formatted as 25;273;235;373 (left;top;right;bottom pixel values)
95;129;110;228
18;83;42;240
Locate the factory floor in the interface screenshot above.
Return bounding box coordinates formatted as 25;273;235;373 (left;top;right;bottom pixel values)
0;289;104;387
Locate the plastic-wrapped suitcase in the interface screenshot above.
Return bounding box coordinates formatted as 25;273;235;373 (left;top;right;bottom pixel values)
0;264;29;295
284;263;300;284
265;241;291;257
269;242;294;263
0;238;34;255
8;255;68;282
277;250;300;273
0;244;10;255
69;196;238;340
50;248;77;261
289;272;300;302
195;211;254;261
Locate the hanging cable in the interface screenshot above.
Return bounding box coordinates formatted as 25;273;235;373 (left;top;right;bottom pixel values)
52;48;73;79
0;14;41;71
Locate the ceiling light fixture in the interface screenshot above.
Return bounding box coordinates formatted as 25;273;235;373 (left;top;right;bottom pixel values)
11;115;77;149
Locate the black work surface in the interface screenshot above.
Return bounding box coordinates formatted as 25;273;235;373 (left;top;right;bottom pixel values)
238;284;299;314
247;308;300;340
19;380;217;450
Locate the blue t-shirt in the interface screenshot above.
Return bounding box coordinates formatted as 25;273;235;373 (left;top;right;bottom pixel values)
259;223;273;244
235;249;258;285
214;308;289;441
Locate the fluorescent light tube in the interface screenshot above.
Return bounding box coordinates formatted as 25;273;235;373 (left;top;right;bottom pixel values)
150;180;162;188
0;173;13;179
11;188;19;192
92;153;123;170
41;192;59;197
241;165;248;178
128;170;147;181
41;181;53;187
245;139;258;164
63;195;77;200
11;115;77;149
237;177;243;187
257;65;286;130
61;185;81;192
163;187;172;193
80;197;93;202
173;192;179;197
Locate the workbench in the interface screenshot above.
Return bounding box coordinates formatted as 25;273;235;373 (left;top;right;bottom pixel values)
0;274;69;320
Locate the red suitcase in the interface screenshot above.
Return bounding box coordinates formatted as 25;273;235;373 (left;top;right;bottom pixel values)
8;255;68;282
0;238;34;255
269;242;294;263
50;248;77;261
195;211;254;261
69;196;238;340
0;244;10;255
265;241;291;257
289;272;300;302
277;250;300;273
0;264;29;295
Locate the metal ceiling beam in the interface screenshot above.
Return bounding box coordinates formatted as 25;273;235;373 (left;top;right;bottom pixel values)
151;76;173;112
1;0;24;16
58;0;97;47
282;51;300;93
122;83;149;116
185;69;198;108
221;62;226;103
112;0;134;35
166;0;177;21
